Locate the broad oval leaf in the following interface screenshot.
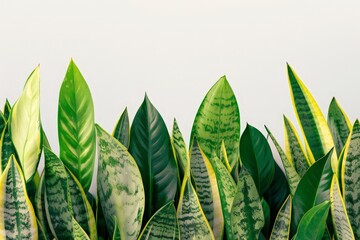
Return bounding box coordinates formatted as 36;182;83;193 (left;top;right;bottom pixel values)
191;76;240;170
129;95;177;223
269;195;292;240
9;66;42;182
113;107;130;148
96;124;145;240
58;59;96;192
138;201;179;240
240;124;274;196
0;155;38;240
0;123;17;173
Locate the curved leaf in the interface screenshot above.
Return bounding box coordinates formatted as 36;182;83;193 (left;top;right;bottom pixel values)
113;107;130;148
9;66;42;182
191;76;240;170
96;124;145;240
269;195;291;240
58;59;96;192
230;168;264;239
72;217;90;240
3;99;11;120
0;123;16;172
172;118;188;175
240;124;275;196
138;201;179;240
129;95;177;223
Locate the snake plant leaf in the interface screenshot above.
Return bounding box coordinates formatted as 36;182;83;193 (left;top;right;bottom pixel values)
328;97;351;157
341;119;360;239
0;156;38;239
293;201;330;240
220;141;232;173
269;195;291;240
330;176;355;240
287;64;337;170
37;218;49;240
172;118;188;176
177;172;215;240
96;196;109;240
112;218;121;240
291;148;333;236
230;168;264;239
9;66;42;182
138;201;179;240
190;138;224;239
129;95;177;224
191;76;240;170
208;152;236;240
0;112;5;136
58;59;96;193
113;107;130;148
72;217;91;240
0;123;17;172
265;126;300;196
3;99;11;120
261;198;271;239
42;128;51;150
283;116;310;176
96;124;145;240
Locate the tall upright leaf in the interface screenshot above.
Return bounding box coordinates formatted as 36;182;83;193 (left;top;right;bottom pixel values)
58;59;96;192
0;123;16;172
3;99;11;120
191;76;240;170
172;118;188;175
129;95;177;223
0;111;5;136
0;156;38;239
113;107;130;148
269;195;292;240
96;125;145;240
341;120;360;239
287;64;337;169
9;66;42;182
240;124;274;196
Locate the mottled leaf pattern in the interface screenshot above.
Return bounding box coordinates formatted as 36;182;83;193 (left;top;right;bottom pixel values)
172;119;188;175
1;123;16;172
96;124;145;240
269;195;291;240
72;217;90;240
113;107;130;148
0;112;5;136
191;76;240;170
3;99;11;120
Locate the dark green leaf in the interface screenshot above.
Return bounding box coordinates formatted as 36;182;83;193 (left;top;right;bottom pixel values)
3;99;11;120
113;107;130;148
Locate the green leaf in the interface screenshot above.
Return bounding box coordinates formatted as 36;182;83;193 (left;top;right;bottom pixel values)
240;124;275;196
293;201;330;240
37;218;49;240
330;176;355;240
96;195;109;240
72;217;90;240
113;107;130;148
191;76;240;170
287;64;337;170
0;156;38;239
0;123;17;172
58;59;96;192
172;118;188;175
190;139;224;239
129;95;177;224
328;97;351;157
291;149;334;236
138;201;179;240
261;198;271;239
96;124;145;240
0;111;5;137
9;66;42;182
269;195;291;240
283;116;310;176
230;168;264;239
3;99;11;120
341;119;360;239
265;126;300;196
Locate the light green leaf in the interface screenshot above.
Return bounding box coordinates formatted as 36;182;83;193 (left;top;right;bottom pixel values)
172;118;188;175
341;119;360;239
3;99;11;120
113;107;130;148
0;123;17;173
191;76;240;170
138;201;179;240
96;124;145;240
72;217;90;240
269;195;291;240
0;155;38;239
112;218;121;240
9;66;42;182
58;59;96;192
230;168;264;240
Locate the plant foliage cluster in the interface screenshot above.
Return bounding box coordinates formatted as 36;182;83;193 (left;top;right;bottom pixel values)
0;60;358;240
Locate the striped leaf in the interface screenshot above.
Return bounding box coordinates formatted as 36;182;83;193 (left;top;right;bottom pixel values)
330;176;355;240
72;217;90;240
37;218;49;240
265;126;300;196
172;118;188;175
1;123;16;172
269;195;291;240
287;64;337;170
113;107;130;148
328;97;351;157
177;173;215;240
283;116;310;176
3;99;11;120
9;66;42;182
58;59;96;192
0;112;5;136
190;139;224;239
220;141;232;173
129;95;177;224
96;124;145;240
293;201;330;240
138;201;179;240
240;124;274;197
230;168;264;239
0;155;38;240
209;152;237;240
191;76;240;170
341;120;360;239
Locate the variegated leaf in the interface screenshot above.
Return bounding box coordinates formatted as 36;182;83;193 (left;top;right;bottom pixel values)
37;218;49;240
0;112;5;136
3;99;11;120
113;107;130;148
172;118;188;175
1;123;16;172
219;141;232;173
72;217;90;240
269;195;291;240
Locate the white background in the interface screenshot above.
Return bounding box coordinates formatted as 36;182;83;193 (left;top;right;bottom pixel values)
1;0;360;155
